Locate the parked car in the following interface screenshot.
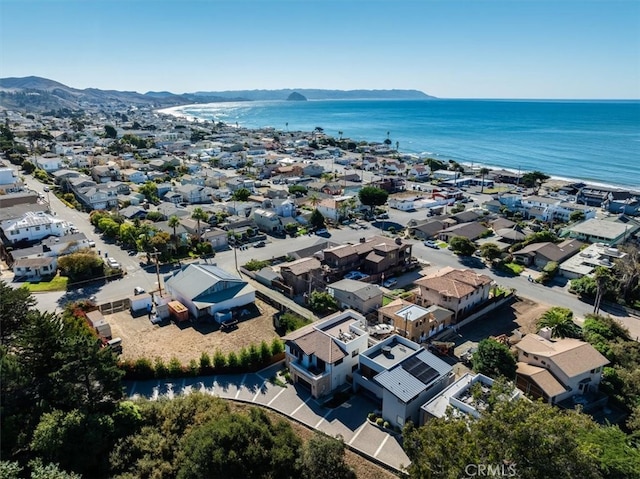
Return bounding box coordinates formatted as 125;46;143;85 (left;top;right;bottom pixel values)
376;213;389;220
253;241;266;248
106;257;121;269
134;286;146;295
345;271;368;280
88;240;96;247
423;240;439;249
383;278;398;288
315;228;328;235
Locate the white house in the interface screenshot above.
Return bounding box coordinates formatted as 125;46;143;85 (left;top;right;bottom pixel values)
1;211;70;244
35;157;63;173
284;310;369;398
164;263;256;319
13;256;58;280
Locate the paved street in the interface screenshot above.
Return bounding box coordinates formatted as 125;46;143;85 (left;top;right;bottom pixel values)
126;361;410;473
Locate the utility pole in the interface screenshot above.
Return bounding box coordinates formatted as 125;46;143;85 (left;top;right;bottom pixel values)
150;250;163;297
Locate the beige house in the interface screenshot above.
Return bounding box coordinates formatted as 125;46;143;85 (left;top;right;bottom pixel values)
515;333;609;405
326;278;383;315
415;267;493;322
378;298;453;343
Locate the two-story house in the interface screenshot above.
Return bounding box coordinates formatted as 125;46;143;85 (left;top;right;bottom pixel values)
284;310;369;398
253;208;284;234
515;332;609;407
378;298;453;343
279;257;323;296
326;278;383;315
1;211;70;244
415;267;493;322
120;168;148;184
353;334;454;428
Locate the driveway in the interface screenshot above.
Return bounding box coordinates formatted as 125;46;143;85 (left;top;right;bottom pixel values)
125;362;410;473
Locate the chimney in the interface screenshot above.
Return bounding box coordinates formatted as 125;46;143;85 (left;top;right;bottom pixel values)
538;327;553;340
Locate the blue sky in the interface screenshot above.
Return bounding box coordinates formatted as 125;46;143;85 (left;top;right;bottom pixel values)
1;0;639;99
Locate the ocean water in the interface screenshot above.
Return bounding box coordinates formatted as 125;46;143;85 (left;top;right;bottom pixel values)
172;99;640;189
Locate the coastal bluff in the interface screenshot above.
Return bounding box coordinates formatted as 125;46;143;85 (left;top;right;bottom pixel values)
286;92;307;101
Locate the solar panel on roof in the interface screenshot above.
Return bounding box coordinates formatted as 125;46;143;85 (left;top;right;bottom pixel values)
402;355;439;385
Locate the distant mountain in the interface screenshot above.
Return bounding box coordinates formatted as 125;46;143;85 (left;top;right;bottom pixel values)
0;76;435;112
192;88;434;101
286;92;307;101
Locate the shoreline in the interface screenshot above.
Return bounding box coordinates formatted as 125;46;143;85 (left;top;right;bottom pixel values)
156;106;638;194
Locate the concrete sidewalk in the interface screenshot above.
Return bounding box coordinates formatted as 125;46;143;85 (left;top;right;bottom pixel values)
125;362;410;473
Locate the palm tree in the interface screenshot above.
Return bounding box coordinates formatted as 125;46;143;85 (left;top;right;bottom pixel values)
191;207;208;242
537;307;581;338
308;193;320;209
479;167;490;193
168;215;181;251
593;266;613;315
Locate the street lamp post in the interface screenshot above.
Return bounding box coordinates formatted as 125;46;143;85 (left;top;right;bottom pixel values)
43;186;52;213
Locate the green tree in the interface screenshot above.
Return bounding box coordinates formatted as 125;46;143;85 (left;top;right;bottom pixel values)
0;281;36;344
22;159;36;174
570;210;586;222
168;215;181;250
138;181;159;203
231;187;251;202
479;242;501;261
537;307;582;338
570;275;597;299
521;170;550;192
472;338;517;379
57;251;104;281
191;207;208;242
103;125;117;139
288;184;308;196
308;291;339;315
358;186;389;213
310;209;325;229
479;167;490;193
449;236;476;256
298;432;355;479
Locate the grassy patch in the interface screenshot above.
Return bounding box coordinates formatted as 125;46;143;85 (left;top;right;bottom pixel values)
24;275;69;292
382;296;394;306
502;262;524;275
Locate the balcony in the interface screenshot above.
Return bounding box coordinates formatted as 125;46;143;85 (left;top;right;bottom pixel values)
289;358;329;380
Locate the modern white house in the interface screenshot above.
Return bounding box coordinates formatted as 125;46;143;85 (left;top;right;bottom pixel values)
1;211;70;244
164;263;256;319
284;310;369;399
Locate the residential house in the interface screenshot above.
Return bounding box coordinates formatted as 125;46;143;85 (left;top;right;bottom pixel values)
180;174;205;186
566;218;638;246
226;176;255;192
438;222;488;243
164;263;256;319
407;219;448;241
13;256;57;280
202;228;229;251
284;309;369;398
512;239;584;268
326;278;383;315
175;184;213;204
421;373;522;423
577;185;640;215
163;191;184;205
1;211;70;244
559;243;626;279
302;163;325;177
323;236;414;282
515;332;609;406
120;168;148;184
308;181;343;196
279;257;323;296
415;267;493;322
119;205;148;220
378;299;453;343
0;191;39;209
92;165;120;183
0;168;23;193
354;335;454;428
75;185;119;210
35;156;63;173
51;169;81;184
253;208;284;234
41;233;91;255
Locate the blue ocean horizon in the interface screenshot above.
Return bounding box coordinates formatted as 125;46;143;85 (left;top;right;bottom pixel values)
170;99;640;190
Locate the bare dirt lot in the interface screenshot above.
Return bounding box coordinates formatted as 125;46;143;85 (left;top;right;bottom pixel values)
107;299;280;363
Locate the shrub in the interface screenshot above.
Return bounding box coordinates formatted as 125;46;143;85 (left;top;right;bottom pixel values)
199;351;212;371
383;421;390;429
239;347;251;367
227;351;239;368
248;343;261;366
188;359;199;376
168;357;183;377
133;357;154;379
271;337;284;355
376;417;384;426
154;357;168;378
244;259;270;271
260;340;272;363
368;412;376;421
213;349;226;369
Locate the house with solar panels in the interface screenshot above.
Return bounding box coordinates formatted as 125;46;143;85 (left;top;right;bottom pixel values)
354;334;454;428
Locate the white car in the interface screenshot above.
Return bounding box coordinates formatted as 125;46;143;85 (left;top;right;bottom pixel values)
88;240;96;248
106;257;121;269
383;278;398;288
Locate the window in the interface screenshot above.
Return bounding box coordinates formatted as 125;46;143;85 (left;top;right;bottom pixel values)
352;364;358;373
351;349;359;357
533;356;539;361
523;352;529;357
35;226;41;231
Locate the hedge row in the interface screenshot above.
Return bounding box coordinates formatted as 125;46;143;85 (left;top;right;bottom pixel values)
119;337;285;380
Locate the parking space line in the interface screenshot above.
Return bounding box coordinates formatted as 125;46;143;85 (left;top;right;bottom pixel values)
252;379;268;402
235;374;247;399
267;387;286;407
180;378;186;393
290;396;312;417
374;434;390;458
128;382;137;396
348;423;366;446
315;409;333;429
